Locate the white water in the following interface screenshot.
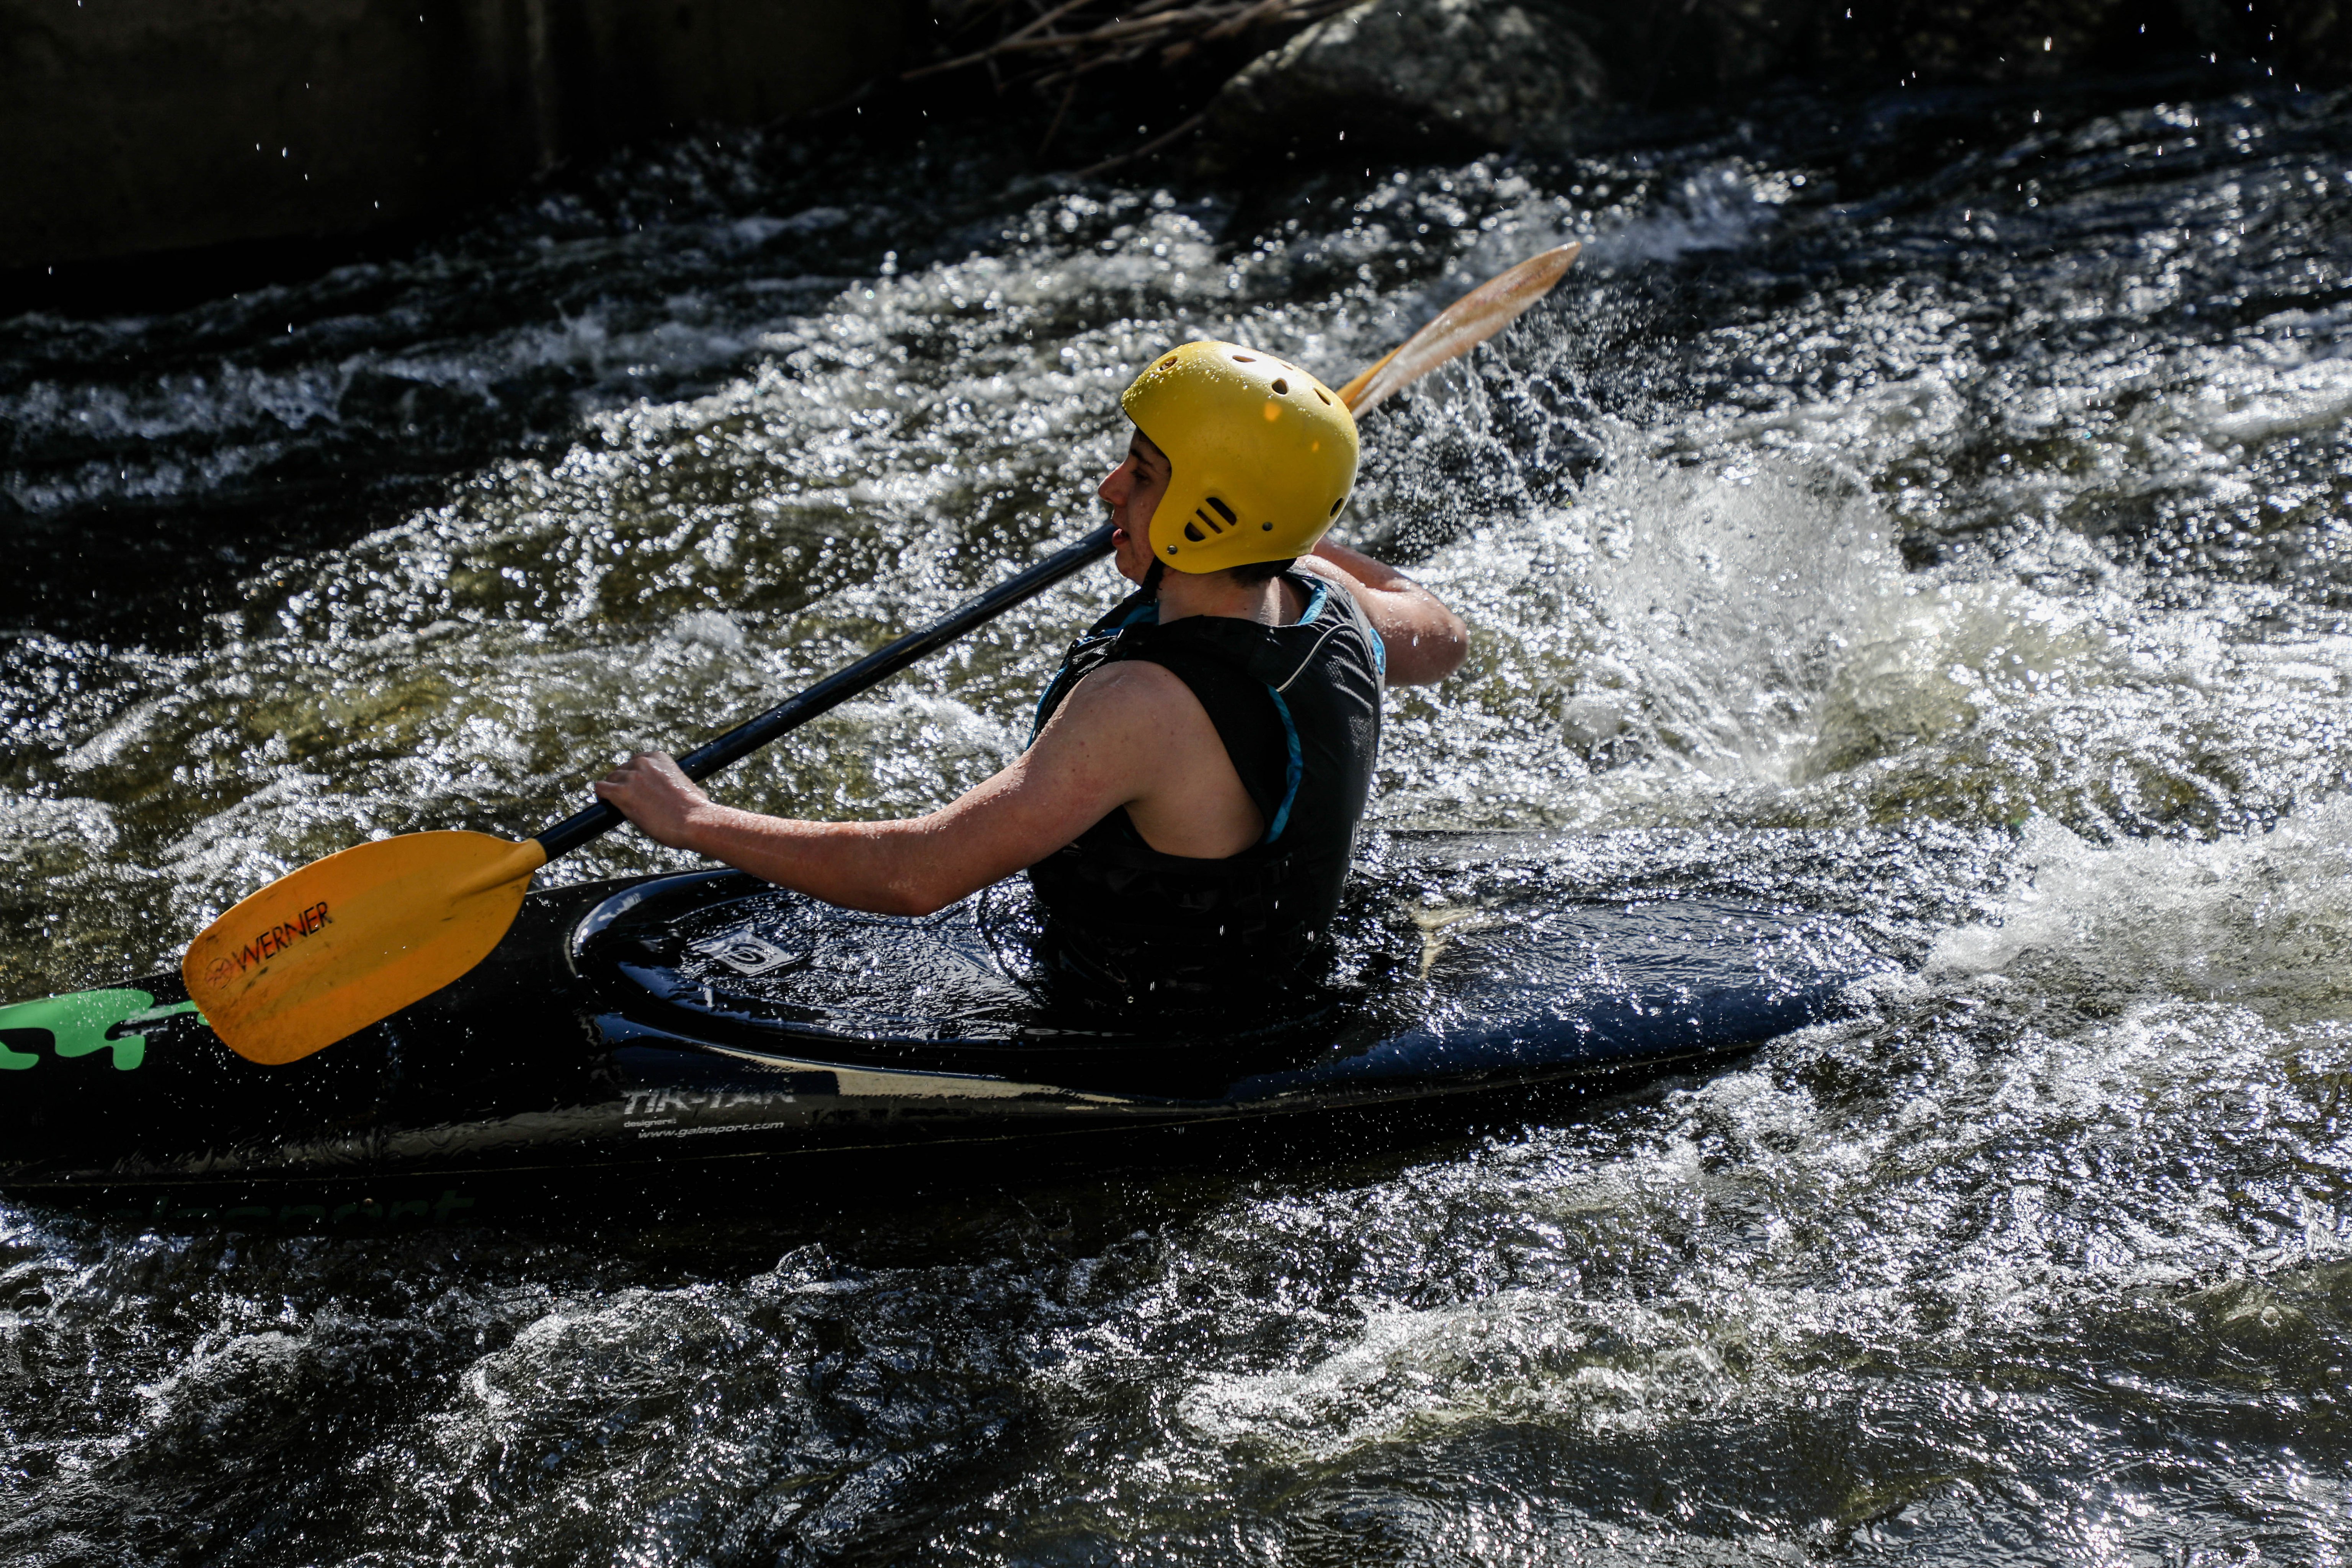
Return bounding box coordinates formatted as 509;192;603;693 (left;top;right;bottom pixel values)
7;80;2352;1566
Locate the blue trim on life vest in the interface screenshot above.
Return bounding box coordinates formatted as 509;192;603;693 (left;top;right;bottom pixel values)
1296;577;1381;680
1297;579;1330;626
1263;686;1303;843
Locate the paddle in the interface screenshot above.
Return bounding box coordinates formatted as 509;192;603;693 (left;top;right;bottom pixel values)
183;241;1582;1065
1336;243;1583;416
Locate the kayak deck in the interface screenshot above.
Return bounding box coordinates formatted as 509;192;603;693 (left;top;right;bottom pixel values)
0;836;1884;1210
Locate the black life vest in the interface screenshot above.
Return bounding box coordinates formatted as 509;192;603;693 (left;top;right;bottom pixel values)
1023;570;1385;1003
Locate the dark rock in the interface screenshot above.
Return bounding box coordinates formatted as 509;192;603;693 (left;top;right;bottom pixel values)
1196;0;2352;170
2260;0;2352;79
1804;0;2161;85
1202;0;1609;159
1587;0;2197;99
1569;0;1810;108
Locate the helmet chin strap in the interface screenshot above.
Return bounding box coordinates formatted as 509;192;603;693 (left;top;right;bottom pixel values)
1142;558;1167;597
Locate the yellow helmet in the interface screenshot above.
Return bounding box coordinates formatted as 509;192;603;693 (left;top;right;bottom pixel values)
1120;340;1359;574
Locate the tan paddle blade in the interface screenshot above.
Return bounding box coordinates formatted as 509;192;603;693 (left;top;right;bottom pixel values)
1337;242;1582;416
183;831;546;1065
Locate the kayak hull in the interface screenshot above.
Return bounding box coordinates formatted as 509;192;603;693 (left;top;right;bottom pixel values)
0;838;1880;1218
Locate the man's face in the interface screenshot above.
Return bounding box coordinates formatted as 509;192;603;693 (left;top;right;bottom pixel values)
1099;428;1171;584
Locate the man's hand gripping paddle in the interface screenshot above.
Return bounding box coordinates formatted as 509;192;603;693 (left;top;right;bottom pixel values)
184;242;1581;1065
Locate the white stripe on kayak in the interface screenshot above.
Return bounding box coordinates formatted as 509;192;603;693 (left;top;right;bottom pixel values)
691;1041;1138;1104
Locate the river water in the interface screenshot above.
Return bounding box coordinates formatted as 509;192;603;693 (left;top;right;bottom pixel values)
8;71;2352;1563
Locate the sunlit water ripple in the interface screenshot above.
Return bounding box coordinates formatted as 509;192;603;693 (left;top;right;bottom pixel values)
5;76;2352;1565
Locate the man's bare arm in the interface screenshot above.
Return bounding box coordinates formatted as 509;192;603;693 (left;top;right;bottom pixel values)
593;662;1215;916
1300;538;1470;685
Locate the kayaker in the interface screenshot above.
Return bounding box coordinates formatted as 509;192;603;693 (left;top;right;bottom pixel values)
595;341;1467;1001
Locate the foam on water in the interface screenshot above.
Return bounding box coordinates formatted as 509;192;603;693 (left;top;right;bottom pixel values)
1388;447;1909;824
1930;798;2352;1023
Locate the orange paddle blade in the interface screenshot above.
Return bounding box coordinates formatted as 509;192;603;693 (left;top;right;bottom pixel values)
1337;242;1582;416
182;831;547;1065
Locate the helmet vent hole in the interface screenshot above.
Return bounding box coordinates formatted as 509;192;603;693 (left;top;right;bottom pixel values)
1328;498;1343;517
1204;495;1237;526
1271;377;1289;395
1193;507;1223;534
1232;353;1256;363
1158;354;1178;370
1184;521;1207;543
1314;387;1332;405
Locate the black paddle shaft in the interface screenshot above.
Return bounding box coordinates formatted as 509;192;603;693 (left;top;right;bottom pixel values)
532;524;1117;862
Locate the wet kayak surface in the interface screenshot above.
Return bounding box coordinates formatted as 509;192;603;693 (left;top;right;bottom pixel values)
7;73;2352;1564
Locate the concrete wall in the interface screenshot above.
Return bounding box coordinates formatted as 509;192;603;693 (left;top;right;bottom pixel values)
1;0;910;270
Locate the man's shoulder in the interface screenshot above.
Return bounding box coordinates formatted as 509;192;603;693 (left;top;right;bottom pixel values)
1065;655;1199;712
1030;657;1219;776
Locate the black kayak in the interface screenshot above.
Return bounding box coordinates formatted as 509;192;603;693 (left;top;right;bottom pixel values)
0;835;1880;1224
